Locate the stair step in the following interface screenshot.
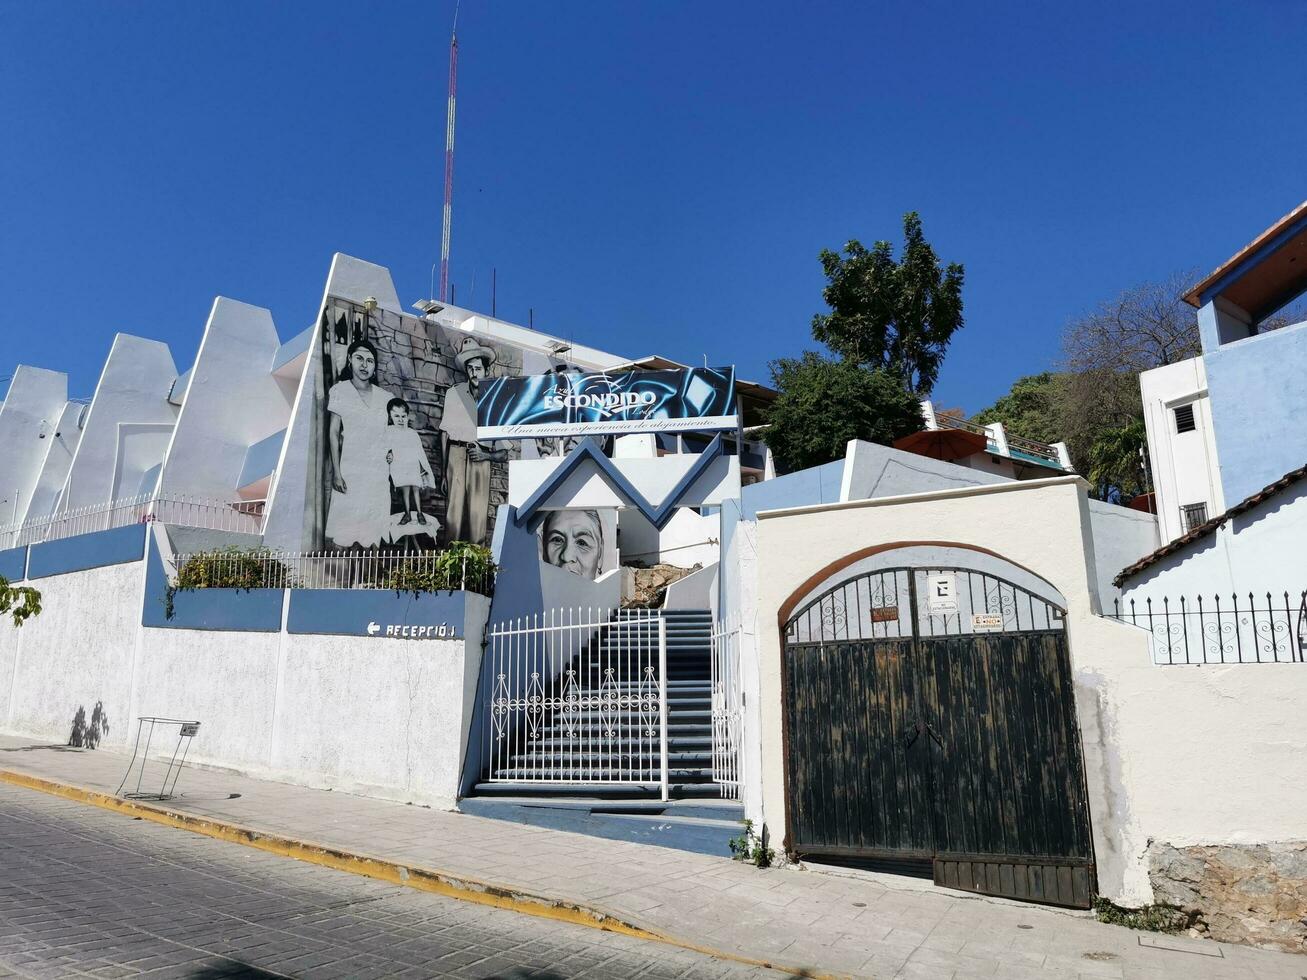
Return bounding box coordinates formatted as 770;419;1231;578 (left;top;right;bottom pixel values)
470;781;729;800
487;768;715;782
505;752;711;767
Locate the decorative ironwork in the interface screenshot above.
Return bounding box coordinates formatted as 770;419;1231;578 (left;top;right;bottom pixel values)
711;618;743;800
786;567;1065;644
1109;591;1307;665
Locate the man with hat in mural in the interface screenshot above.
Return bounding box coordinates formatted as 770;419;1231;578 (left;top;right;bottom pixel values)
439;335;507;546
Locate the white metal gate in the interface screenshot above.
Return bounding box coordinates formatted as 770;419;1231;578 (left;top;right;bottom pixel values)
710;618;743;800
485;608;671;798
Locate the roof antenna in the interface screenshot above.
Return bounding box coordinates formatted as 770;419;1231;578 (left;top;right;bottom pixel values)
438;0;460;303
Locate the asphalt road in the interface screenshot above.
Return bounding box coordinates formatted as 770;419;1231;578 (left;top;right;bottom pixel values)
0;784;777;979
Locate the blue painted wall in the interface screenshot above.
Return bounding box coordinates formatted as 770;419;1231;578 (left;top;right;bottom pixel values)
0;547;27;582
287;588;466;638
27;524;147;579
740;459;844;519
1203;319;1307;504
140;532;284;631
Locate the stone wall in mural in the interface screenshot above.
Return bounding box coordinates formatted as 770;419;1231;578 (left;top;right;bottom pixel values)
312;299;531;551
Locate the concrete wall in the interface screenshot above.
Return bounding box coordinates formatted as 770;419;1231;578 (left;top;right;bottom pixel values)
0;366;68;526
21;401;84;526
1086;499;1159;606
1121;476;1307;599
1201;314;1307;505
2;560;145;751
749;476;1307;907
60;334;178;510
840;440;1009;503
158;297;295;500
1138;357;1224;543
0;523;493;809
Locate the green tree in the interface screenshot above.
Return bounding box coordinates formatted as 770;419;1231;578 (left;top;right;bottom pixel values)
973;372;1062;444
0;576;41;627
763;354;923;472
812;212;965;395
1086;418;1149;502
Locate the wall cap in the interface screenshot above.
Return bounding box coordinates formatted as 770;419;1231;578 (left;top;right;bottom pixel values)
754;473;1086;520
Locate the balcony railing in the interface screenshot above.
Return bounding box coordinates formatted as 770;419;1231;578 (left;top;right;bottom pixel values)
0;493;266;551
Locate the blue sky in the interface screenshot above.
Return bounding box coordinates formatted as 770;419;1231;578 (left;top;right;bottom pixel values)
2;1;1304;413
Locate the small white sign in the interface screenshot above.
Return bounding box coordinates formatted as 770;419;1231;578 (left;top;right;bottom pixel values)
927;574;958;613
971;613;1004;631
366;620;460;639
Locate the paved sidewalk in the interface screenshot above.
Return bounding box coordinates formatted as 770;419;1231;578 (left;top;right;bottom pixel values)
1;736;1303;980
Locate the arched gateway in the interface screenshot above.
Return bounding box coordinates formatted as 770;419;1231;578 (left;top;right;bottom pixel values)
780;558;1095;908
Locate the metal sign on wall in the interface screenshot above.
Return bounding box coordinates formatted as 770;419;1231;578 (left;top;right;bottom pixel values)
476;366;738;439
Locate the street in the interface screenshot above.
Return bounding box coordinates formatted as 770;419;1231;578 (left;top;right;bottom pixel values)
0;784;777;979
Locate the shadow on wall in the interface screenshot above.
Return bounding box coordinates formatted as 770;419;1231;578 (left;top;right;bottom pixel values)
68;701;110;749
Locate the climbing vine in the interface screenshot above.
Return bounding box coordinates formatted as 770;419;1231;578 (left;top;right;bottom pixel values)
0;575;42;627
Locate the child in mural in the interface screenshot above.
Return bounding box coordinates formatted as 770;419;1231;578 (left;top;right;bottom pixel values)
439;336;510;546
384;397;435;526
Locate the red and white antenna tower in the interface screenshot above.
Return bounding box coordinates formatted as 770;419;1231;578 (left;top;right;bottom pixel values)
438;3;459;304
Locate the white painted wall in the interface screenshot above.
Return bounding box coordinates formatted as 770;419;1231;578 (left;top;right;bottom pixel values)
2;561;146;751
110;423;174;499
158;297;294;500
0;555;492;809
59;334;179;511
0;367;69;527
1120;477;1307;599
1139;357;1224;543
748;477;1307;906
840;439;1009;502
1086;499;1159;606
22;401;85;524
617;507;720;568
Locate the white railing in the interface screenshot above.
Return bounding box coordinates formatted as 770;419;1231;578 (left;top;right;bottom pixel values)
710;617;743;800
0;493;266;550
485;608;669;798
171;548;495;596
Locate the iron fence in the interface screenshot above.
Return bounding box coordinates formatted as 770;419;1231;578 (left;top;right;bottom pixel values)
1;493;265;549
171;549;495;597
1109;592;1307;665
484;608;669;796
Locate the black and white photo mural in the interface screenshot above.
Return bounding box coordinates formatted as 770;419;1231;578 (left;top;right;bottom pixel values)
537;509;606;580
311;299;526;551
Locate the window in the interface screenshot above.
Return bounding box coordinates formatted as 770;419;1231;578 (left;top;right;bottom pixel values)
1173;403;1196;434
1180;502;1208;533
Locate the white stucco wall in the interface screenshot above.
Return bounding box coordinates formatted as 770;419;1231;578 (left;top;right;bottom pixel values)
1139;357;1224;543
1086;499;1159;606
2;561;145;751
0;556;491;809
158;297;295;500
748;476;1307;906
22;401;84;524
0;366;69;526
1121;477;1307;599
60;334;179;510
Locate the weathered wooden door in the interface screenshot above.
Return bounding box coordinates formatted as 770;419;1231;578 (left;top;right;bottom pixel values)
781;567;1095;907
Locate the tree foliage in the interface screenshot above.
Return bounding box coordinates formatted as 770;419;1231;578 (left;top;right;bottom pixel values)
812;212;964;395
972;372;1061;444
0;576;41;628
763;354;923;472
976;274;1201;500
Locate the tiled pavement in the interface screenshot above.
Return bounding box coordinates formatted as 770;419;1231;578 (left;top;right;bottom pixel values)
0;784;775;978
1;735;1304;979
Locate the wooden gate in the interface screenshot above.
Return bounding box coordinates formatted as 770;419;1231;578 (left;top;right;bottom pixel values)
781;566;1095;908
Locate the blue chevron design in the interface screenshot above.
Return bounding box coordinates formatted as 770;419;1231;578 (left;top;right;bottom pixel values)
514;435;727;531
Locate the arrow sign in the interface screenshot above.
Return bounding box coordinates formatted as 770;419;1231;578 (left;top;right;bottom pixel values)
367;621;380;636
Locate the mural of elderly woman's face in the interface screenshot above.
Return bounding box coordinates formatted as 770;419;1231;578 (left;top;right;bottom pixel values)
542;510;603;579
349;346;376;383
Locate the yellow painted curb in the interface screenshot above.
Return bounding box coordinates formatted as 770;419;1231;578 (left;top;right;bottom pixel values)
0;767;838;979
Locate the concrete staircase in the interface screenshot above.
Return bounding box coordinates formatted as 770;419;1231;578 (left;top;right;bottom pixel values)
466;608;744;855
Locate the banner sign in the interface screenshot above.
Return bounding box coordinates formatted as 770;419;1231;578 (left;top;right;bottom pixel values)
476;366;738;439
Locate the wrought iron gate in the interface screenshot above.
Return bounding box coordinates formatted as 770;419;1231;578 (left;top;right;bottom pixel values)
710;618;743;800
781;566;1095;908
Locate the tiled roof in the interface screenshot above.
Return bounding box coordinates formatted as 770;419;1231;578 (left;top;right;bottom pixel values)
1114;462;1307;586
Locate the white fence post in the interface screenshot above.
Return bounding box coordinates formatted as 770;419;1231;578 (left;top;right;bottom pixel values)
658;614;669;802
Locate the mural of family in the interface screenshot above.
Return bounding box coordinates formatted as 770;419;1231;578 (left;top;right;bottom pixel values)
314;301;608;580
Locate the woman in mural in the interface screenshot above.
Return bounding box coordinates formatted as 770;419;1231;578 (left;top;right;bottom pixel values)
325;339;396;548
